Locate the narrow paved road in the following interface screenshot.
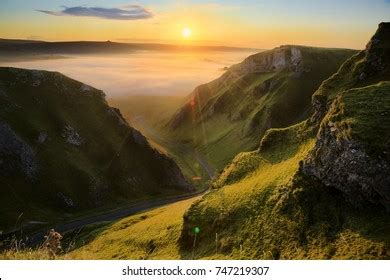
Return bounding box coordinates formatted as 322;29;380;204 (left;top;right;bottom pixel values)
26;188;208;247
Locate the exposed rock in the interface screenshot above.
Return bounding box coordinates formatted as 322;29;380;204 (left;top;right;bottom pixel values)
0;122;38;178
302;23;390;209
80;84;92;92
37;131;48;144
61;125;84;146
291;47;303;67
56;192;75;209
0;88;7;98
302;118;390;209
131;128;148;146
126;176;140;185
230;46;303;75
362;22;390;77
106;107;128;127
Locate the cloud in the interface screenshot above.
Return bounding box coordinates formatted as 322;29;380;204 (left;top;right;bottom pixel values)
36;5;153;20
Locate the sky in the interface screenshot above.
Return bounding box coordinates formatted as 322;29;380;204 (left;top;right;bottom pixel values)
0;0;389;49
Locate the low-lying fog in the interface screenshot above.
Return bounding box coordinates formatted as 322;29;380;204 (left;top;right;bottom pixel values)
0;51;255;98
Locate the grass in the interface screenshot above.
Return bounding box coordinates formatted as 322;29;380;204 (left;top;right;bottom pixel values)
167;46;357;171
3;126;388;260
67;197;199;259
2;29;389;260
323;82;390;156
177;37;390;260
0;67;190;232
180;125;389;259
0;197;200;260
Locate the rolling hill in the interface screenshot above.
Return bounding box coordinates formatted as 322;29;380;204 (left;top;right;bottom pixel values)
0;39;257;62
0;67;191;232
168;45;357;170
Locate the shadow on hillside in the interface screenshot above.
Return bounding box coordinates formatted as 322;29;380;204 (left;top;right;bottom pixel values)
280;176;390;259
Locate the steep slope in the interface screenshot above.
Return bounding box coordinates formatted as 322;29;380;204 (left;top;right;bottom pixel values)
0;67;190;232
302;22;390;208
5;24;389;260
168;46;357;169
108;95;214;185
179;23;390;259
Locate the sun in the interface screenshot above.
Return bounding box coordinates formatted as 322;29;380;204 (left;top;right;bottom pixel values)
182;27;192;39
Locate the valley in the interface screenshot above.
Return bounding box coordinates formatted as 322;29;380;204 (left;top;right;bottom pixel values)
1;22;390;260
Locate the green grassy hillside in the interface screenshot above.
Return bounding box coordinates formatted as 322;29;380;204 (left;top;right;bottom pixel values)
168;46;357;170
3;23;389;261
61;23;389;260
1;197;199;260
0;67;191;232
179;23;390;259
180;124;388;259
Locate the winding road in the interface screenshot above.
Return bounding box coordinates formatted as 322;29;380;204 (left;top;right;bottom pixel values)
25;188;208;247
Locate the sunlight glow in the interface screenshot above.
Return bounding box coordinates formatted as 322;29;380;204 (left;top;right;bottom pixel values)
182;27;192;39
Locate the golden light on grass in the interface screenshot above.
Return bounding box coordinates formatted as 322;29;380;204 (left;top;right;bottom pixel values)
182;27;192;39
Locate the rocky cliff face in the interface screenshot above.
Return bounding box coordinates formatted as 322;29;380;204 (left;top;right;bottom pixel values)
302;23;390;210
230;46;303;75
0;67;191;230
302;93;390;208
169;45;356;131
310;22;390;125
0;122;38;179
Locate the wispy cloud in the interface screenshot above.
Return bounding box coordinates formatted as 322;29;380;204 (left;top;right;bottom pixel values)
36;5;153;20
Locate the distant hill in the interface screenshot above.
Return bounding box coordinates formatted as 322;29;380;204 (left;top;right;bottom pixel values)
168;45;357;169
0;67;191;232
0;39;258;60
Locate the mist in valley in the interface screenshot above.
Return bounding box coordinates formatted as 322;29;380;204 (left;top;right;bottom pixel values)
0;50;255;98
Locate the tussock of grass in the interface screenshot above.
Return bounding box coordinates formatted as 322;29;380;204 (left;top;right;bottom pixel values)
323;82;390;156
212;152;266;188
